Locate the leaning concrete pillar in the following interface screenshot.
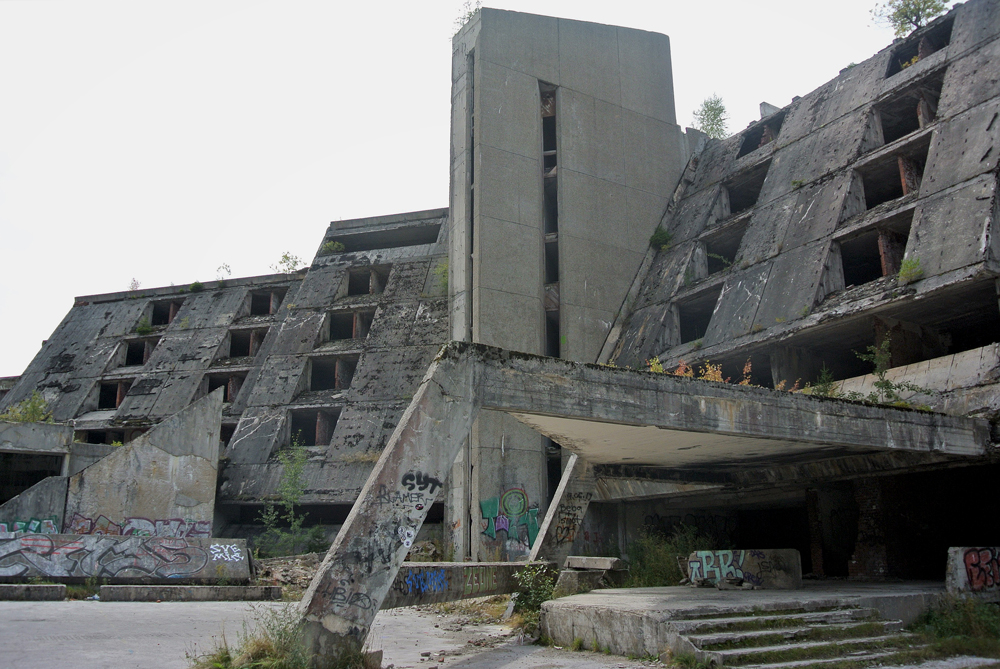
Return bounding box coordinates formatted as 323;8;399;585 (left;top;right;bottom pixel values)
528;453;596;566
299;344;480;663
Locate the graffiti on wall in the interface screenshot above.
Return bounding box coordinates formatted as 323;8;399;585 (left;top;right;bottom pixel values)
552;492;592;546
0;516;59;535
480;488;539;548
0;534;249;581
64;513;211;538
687;549;800;588
963;548;1000;592
688;549;751;583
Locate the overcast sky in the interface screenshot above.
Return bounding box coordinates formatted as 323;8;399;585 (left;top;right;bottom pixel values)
0;0;915;377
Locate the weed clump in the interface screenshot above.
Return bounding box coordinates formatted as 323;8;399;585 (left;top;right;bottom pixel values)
649;226;673;250
0;390;54;423
909;594;1000;659
254;435;328;558
624;525;709;588
511;563;557;634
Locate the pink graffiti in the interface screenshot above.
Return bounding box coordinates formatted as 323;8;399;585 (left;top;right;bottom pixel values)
62;514;211;538
964;548;1000;591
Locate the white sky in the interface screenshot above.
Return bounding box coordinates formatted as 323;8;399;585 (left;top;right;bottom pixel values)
0;0;913;377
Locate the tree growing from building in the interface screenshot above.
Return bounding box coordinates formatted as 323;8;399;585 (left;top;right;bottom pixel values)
693;95;729;139
871;0;949;38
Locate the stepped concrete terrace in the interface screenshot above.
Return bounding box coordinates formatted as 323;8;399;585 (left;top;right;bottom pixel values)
540;581;945;659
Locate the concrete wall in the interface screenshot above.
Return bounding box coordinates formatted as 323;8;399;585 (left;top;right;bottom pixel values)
0;421;72;455
62;390;221;537
0;534;250;583
0;476;68;534
947;547;1000;599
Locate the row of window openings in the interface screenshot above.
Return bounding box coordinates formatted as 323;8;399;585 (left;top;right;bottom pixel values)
140;288;290;333
675;216;914;345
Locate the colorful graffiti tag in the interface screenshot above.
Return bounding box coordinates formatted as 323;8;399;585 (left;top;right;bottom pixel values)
963;548;1000;592
687;548;801;589
480;488;539;547
0;516;59;535
0;534;249;582
64;513;211;538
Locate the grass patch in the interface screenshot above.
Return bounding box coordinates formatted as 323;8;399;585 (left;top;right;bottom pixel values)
431;594;509;624
188;603;370;669
698;621;890;650
623;525;709;587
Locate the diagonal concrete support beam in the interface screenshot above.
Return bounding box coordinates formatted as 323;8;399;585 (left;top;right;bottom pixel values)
299;346;480;663
529;453;596;566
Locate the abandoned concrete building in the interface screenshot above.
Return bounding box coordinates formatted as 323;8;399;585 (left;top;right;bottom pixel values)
4;0;1000;583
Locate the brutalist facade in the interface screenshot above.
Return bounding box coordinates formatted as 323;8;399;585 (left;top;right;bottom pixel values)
4;1;1000;578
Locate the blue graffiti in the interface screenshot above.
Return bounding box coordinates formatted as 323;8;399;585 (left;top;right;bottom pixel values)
404;568;449;594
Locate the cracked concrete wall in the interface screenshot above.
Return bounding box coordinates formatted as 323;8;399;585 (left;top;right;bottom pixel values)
610;0;1000;400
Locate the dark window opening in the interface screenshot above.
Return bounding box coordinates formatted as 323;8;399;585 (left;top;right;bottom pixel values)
151;301;182;326
877;74;944;145
886;18;953;77
221;424;237;447
345;267;389;297
249;288;287;316
290;409;340;447
543;177;559;234
82;430;125;445
250;292;271;315
328;313;355;340
677;286;723;344
207;374;245;403
542;114;556;152
230;331;252;357
860;138;930;209
125;341;146;366
703;223;747;275
545;310;561;358
840;213;912;287
98;380;130;410
544;241;559;284
736;112;786;158
724;160;771;216
310;357;358;391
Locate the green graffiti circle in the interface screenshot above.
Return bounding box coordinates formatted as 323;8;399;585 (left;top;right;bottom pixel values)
500;489;527;516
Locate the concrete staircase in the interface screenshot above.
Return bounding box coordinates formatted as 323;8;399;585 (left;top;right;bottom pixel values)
666;606;922;668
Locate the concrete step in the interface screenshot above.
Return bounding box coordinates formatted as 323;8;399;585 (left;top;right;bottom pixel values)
99;585;282;602
702;633;918;666
671;608;880;634
688;620;904;650
738;648;923;669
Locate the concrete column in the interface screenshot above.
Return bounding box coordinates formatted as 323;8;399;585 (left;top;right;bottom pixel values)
848;478;889;580
299;348;480;663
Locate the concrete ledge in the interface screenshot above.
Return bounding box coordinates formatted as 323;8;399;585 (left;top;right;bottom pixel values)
0;583;66;601
99;585;282;602
565;556;624;570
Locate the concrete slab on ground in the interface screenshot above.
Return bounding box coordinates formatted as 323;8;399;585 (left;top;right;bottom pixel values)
541;581;947;658
0;583;65;600
100;585;282;602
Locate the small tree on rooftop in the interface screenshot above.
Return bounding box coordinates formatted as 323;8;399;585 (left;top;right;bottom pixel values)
0;391;54;423
871;0;949;38
693;94;729;139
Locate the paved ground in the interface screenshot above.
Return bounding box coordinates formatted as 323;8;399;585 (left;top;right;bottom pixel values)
0;599;661;669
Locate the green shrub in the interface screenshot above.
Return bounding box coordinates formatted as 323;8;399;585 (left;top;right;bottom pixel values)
915;594;1000;640
0;391;54;423
649;226;673;250
624;525;709;588
254;436;328;558
189;281;204;293
320;240;346;255
135;316;153;336
898;257;924;284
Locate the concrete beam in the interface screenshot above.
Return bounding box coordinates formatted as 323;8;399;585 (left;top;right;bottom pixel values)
382;561;552;609
299;346;481;662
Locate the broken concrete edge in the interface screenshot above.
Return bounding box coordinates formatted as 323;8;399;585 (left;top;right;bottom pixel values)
99;585;282;602
0;583;66;601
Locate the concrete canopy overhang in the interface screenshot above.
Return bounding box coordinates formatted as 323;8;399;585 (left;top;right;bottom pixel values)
467;344;992;483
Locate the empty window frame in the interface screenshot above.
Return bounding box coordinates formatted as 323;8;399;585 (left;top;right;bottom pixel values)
737;112;786;158
676;285;723;344
702;221;748;275
839;212;914;287
324;309;375;342
289;409;340;447
97;380;132;410
544;240;560;284
724;160;771;216
220;424;237;448
873;74;944;146
545;310;561;358
885;18;953;77
229;328;269;358
249;287;288;316
205;373;246;403
122;338;158;367
858;137;930;209
150;300;183;326
310;356;358;391
344;266;390;297
81;430;125;445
